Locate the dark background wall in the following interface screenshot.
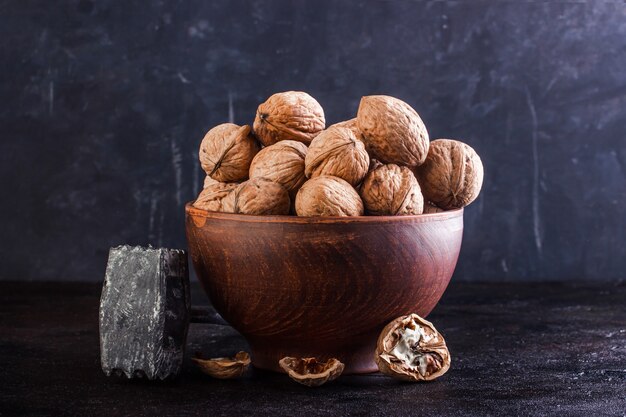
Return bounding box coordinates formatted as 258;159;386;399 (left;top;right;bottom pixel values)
1;1;625;282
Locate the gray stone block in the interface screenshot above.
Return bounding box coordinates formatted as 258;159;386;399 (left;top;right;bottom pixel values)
99;246;190;380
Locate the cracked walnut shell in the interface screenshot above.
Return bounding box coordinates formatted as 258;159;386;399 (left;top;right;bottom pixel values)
249;140;308;197
253;91;325;146
193;351;251;379
199;123;260;182
295;176;364;217
414;139;484;209
360;164;424;215
305;126;370;186
279;357;344;387
375;314;451;382
222;177;290;215
357;95;429;167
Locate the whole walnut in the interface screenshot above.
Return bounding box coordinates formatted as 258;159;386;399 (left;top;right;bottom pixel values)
295;176;364;217
249;140;308;197
360;164;424;215
222;177;290;215
414;139;484;210
199;123;260;182
304;127;370;186
329;118;365;142
193;179;239;212
423;202;444;214
356;95;429;167
253;91;326;146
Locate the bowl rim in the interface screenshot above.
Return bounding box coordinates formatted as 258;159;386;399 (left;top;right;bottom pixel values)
185;202;463;224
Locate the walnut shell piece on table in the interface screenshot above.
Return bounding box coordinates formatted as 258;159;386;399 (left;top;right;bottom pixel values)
249;140;308;197
295;176;364;217
356;95;429;167
414;139;484;210
279;357;345;387
222;177;290;215
375;314;451;382
305;126;370;186
253;91;326;146
192;351;251;379
360;164;424;215
199;123;260;182
193;178;239;212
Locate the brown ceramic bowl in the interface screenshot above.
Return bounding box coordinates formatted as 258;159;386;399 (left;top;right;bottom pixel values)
185;203;463;374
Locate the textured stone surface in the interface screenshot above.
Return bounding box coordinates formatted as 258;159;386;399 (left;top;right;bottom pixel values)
99;246;190;380
2;281;625;416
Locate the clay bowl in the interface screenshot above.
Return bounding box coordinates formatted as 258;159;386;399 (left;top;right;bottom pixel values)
185;203;463;374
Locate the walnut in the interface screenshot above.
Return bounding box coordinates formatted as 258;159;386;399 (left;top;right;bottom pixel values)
199;123;260;182
304;126;370;186
249;140;308;197
360;164;423;215
279;357;344;387
414;139;484;209
356;95;429;167
193;179;239;212
192;351;250;379
375;314;451;382
423;202;444;214
329;118;365;142
222;177;290;215
295;176;364;217
253;91;325;146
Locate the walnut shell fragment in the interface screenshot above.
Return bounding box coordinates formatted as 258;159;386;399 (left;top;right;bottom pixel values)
199;123;260;182
375;314;451;382
305;126;370;186
295;176;364;217
193;351;251;379
249;140;308;197
222;177;290;215
279;357;345;387
414;139;484;209
360;164;424;215
253;91;325;146
357;95;429;167
193;179;239;212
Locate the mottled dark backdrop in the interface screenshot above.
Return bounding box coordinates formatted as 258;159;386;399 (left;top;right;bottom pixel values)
1;1;624;282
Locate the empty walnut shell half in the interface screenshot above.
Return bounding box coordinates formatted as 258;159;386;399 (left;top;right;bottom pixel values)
193;178;239;212
360;164;424;215
222;177;290;215
199;123;260;182
253;91;326;146
375;314;451;382
295;175;364;217
305;126;370;186
414;139;484;210
249;140;308;197
279;357;345;387
193;351;251;379
357;95;429;167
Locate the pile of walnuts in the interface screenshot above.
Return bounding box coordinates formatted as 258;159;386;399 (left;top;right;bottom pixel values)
193;91;484;216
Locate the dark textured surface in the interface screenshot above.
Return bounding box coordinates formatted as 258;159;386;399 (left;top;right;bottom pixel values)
1;1;625;282
2;282;625;416
99;246;190;379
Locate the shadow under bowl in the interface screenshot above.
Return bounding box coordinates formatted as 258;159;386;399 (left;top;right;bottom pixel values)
185;203;463;374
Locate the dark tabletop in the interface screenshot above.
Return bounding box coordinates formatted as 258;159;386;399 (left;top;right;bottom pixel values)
1;281;625;417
